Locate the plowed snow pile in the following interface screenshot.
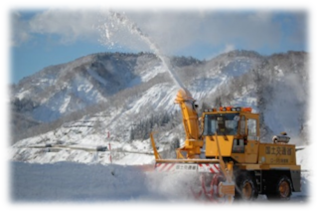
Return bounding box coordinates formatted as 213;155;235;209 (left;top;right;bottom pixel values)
293;143;317;196
296;146;311;171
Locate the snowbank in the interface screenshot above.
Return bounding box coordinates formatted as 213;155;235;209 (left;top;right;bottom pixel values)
296;143;317;171
295;146;312;202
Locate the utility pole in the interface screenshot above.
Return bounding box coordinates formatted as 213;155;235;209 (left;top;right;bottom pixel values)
109;142;112;163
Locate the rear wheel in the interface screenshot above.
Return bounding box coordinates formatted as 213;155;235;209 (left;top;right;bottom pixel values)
266;176;292;201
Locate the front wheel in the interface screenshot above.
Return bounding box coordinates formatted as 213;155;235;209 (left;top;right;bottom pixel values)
235;173;258;201
266;176;292;201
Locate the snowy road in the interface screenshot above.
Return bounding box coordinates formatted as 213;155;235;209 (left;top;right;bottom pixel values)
252;196;317;210
11;161;310;203
2;161;198;210
205;195;317;210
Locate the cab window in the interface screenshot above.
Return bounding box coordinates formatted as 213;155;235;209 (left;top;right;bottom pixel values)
203;113;239;135
247;119;257;140
240;116;246;135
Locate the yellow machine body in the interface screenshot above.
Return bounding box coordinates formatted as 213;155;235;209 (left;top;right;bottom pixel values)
202;108;299;170
151;88;301;201
174;89;204;158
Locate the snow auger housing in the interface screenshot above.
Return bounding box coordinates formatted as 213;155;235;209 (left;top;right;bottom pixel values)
150;88;301;202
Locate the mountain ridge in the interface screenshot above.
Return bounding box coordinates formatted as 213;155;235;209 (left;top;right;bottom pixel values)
10;50;309;150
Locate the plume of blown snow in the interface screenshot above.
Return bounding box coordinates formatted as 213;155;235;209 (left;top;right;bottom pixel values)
145;171;200;201
262;72;307;139
99;11;185;90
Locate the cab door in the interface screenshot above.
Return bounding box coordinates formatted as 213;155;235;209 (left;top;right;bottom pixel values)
244;113;260;163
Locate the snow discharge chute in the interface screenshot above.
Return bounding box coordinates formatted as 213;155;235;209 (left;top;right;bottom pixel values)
151;88;235;202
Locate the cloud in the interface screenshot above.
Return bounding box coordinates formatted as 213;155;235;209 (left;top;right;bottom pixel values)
29;9;103;44
11;12;32;46
284;3;317;45
223;44;236;53
12;9;307;56
98;11;207;53
249;8;273;23
251;2;316;50
203;43;237;60
119;10;285;54
134;10;306;54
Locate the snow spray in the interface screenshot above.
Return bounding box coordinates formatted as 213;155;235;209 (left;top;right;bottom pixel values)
146;171;199;201
103;11;185;90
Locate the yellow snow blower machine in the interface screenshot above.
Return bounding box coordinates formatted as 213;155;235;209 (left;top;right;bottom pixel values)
150;88;301;202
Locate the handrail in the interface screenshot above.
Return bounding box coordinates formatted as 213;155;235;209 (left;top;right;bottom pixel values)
150;132;161;160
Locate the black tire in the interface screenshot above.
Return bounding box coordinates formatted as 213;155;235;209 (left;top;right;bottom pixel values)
266;175;292;201
235;172;258;201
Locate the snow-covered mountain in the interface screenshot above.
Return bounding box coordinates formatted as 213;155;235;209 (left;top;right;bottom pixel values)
11;53;160;122
10;50;309;164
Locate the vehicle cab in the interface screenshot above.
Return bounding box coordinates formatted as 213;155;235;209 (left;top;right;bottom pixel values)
202;106;260;163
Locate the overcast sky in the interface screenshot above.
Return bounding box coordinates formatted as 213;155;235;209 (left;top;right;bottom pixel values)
9;6;308;84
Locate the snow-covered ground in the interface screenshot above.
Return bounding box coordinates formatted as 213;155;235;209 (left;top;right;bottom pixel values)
2;142;317;210
2;162;198;210
296;145;311;171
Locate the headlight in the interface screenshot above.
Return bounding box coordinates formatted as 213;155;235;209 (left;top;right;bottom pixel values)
192;101;199;110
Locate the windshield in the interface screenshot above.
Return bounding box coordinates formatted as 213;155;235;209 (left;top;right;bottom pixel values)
203;113;239;135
